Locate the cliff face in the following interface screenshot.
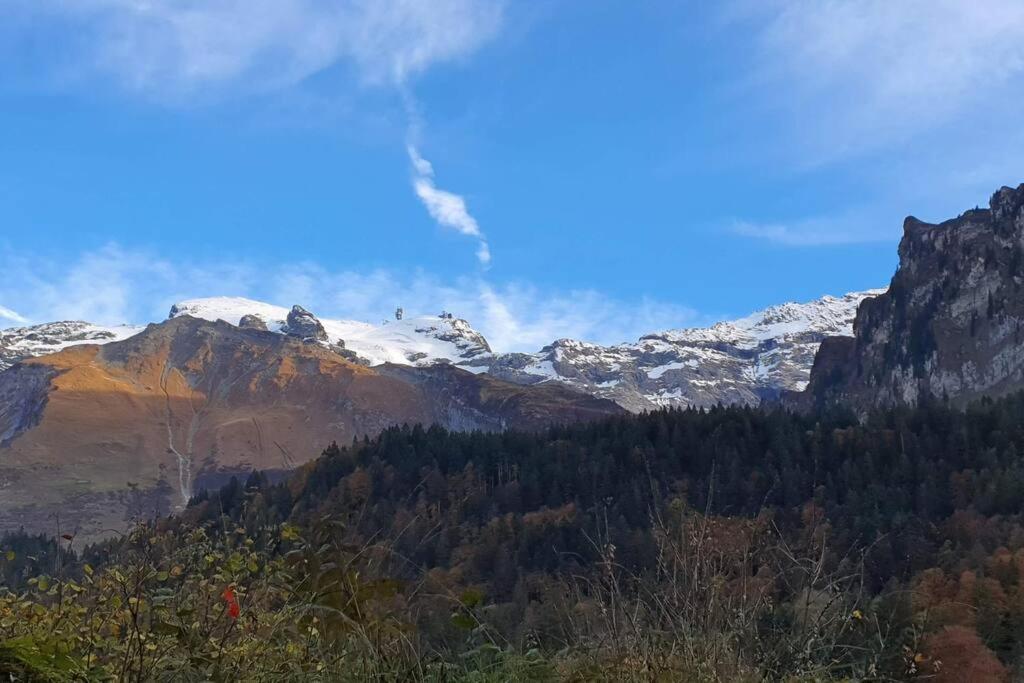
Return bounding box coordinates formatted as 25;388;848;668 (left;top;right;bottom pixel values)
795;184;1024;411
0;316;620;540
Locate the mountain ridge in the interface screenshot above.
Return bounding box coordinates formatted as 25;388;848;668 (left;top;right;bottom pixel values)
0;315;620;539
2;289;883;411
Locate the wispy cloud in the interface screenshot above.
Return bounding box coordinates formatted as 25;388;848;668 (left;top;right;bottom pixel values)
730;212;893;247
9;0;504;96
5;1;508;267
0;305;28;325
408;144;491;266
0;244;254;325
0;245;699;349
735;0;1024;161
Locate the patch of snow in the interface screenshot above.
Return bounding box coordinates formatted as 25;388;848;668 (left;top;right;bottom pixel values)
169;298;492;370
647;359;699;379
0;321;146;370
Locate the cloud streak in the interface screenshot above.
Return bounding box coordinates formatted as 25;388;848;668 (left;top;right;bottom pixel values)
7;1;507;268
730;212;893;247
0;305;28;325
9;0;505;96
408;144;491;266
0;245;699;350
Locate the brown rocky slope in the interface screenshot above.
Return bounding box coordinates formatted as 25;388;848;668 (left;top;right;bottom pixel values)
0;316;620;540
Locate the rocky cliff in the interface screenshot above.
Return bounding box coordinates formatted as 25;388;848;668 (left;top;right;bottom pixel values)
795;183;1024;411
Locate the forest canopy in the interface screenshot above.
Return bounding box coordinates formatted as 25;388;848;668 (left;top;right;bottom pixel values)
6;396;1024;680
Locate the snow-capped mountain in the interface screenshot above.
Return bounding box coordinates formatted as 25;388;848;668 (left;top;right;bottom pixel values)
0;320;145;371
488;290;885;411
0;315;618;540
0;290;884;410
168;297;492;369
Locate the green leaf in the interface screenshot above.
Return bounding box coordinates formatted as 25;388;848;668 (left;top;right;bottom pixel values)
450;612;476;631
460;588;485;609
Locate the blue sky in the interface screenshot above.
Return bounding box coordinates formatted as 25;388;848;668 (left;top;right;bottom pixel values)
2;1;1024;350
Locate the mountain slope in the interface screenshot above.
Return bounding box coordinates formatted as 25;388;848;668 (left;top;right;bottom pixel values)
1;291;881;412
0;316;619;540
794;183;1024;411
0;321;144;371
489;290;884;411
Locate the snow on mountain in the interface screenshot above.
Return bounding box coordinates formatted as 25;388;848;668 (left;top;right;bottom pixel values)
1;290;884;411
487;290;886;411
0;321;145;371
168;297;492;369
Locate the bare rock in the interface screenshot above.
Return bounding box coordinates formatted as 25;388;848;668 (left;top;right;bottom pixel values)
283;305;327;341
238;314;268;331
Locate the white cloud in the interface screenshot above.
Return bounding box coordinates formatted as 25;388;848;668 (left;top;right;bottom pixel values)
0;305;28;325
723;1;1024;246
12;0;504;94
0;245;698;350
730;212;892;247
408;144;491;266
407;144;435;177
737;0;1024;159
300;268;697;349
6;2;506;268
0;244;255;325
412;179;481;238
475;241;491;266
314;273;698;349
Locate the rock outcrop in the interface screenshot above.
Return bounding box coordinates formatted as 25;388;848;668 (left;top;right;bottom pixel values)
238;314;268;331
283;305;328;341
793;183;1024;411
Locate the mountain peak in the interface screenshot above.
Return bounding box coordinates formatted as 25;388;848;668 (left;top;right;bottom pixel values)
0;314;620;539
488;290;884;411
4;290;884;412
166;297;492;369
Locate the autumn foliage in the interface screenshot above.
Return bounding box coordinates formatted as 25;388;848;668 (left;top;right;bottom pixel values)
6;394;1024;678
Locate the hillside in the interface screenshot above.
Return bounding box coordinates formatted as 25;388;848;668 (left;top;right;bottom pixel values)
5;396;1024;679
0;316;618;540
